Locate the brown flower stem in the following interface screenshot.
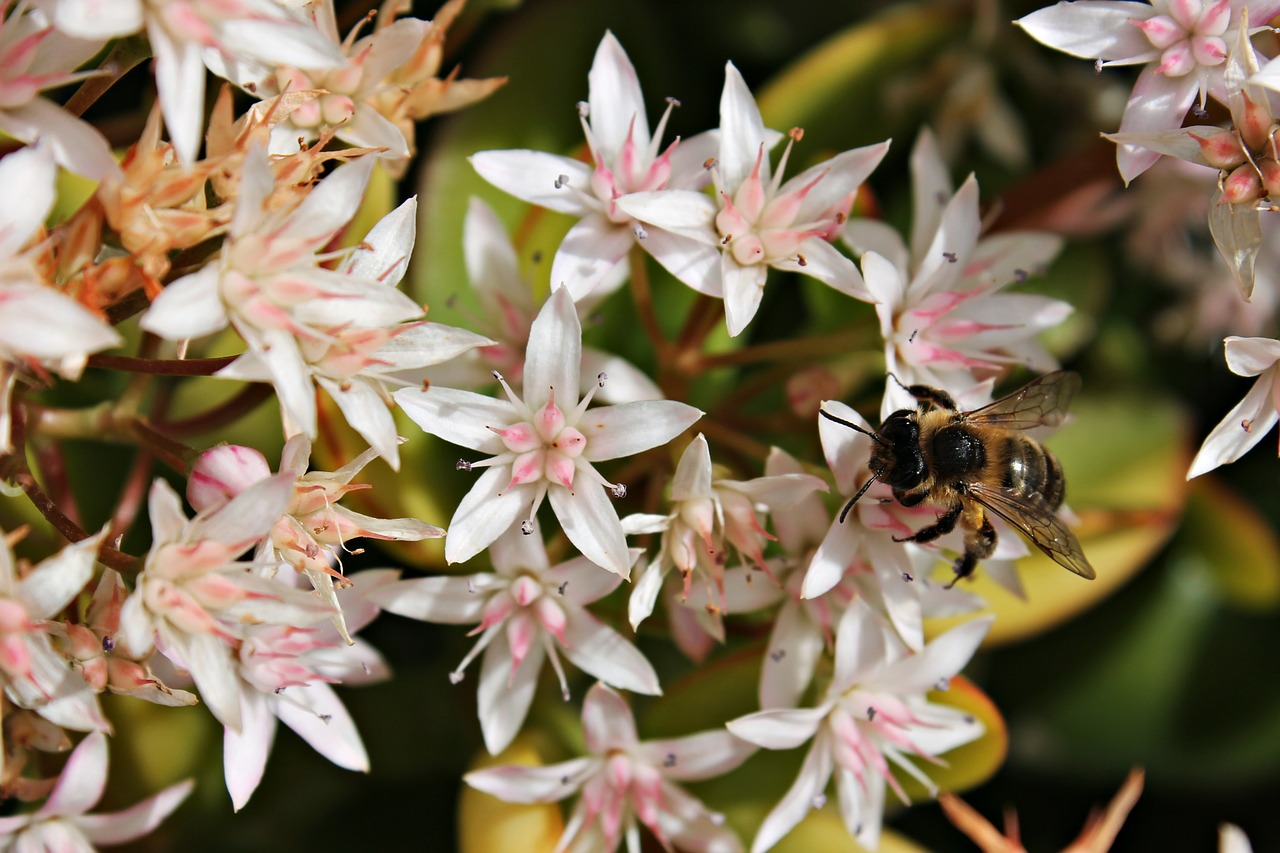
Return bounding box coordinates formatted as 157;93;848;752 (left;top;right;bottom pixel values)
154;383;274;437
31;439;81;530
63;36;152;119
88;353;240;376
2;405;138;573
697;417;772;464
109;448;154;545
693;331;865;370
628;246;671;362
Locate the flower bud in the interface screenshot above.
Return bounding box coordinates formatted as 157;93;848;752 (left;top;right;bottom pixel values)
1239;93;1273;152
1260;158;1280;200
1189;128;1245;169
187;445;272;513
1221;163;1263;205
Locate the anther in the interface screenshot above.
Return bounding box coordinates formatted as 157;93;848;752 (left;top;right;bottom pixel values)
835;211;846;224
491;370;504;381
789;127;804;142
935;677;950;691
703;157;717;169
666;96;681;107
456;459;472;471
633;223;648;239
610;483;627;498
557;581;568;595
449;671;465;684
597;372;607;387
796;254;807;267
812;794;827;809
521;519;535;535
576;101;589;118
1094;58;1103;73
1242;418;1254;432
867;706;877;721
942;251;958;263
908;329;918;343
101;635;115;652
902;572;913;582
1014;268;1029;283
663;753;677;768
770;649;786;662
554;174;569;189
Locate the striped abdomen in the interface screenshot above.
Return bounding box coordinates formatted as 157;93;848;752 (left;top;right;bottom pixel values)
999;434;1065;509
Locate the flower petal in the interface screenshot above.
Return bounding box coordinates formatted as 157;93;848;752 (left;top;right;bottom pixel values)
446;467;529;565
469;150;595;215
524;286;581;408
394;386;514;455
582;682;638;752
368;575;489;624
587;32;649;163
42;730;108;818
477;636;543;754
560;608;660;695
77;779;195;845
580;400;703;462
276;682;370;772
548;483;630;577
223;688;275;811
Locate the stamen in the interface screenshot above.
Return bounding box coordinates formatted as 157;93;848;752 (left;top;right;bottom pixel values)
543;634;571;701
554;174;570;189
456;459;472;471
633;223;648;239
610;483;627;498
450;621;504;682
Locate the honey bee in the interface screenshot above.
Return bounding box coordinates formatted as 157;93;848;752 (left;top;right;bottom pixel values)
819;371;1094;585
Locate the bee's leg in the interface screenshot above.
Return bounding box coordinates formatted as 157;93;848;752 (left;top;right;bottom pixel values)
946;507;997;589
893;502;961;544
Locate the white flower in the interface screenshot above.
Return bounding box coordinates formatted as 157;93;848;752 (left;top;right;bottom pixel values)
618;62;888;337
188;435;445;643
469;31;720;300
0;145;121;454
395;285;702;576
0;529;109;733
44;0;347;163
728;601;991;853
625;434;826;660
0;8;117;179
222;569;395;811
465;682;754;853
1016;0;1280;182
1187;336;1280;477
0;731;193;850
141;151;457;465
370;522;658;754
118;478;335;731
843;130;1069;419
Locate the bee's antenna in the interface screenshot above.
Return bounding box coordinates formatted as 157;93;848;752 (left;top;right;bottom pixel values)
819;407;887;447
838;472;880;523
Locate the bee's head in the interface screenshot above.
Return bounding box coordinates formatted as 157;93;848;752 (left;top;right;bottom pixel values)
873;409;926;489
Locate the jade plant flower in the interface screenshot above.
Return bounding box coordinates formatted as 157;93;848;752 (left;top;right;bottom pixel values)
728;601;992;853
395;286;701;576
1188;335;1280;477
370;523;658;754
465;682;755;853
470;31;720;300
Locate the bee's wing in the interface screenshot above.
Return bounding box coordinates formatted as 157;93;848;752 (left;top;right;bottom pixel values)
964;371;1081;431
966;481;1096;579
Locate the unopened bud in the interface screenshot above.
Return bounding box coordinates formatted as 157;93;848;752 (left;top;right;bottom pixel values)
1260;159;1280;199
1189;128;1246;170
1241;93;1273;152
1221;163;1263;205
187;445;272;513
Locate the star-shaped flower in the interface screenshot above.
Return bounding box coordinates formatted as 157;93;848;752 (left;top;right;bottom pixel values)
395;285;702;576
728;601;992;853
465;682;754;853
370;522;658;754
843;130;1069;419
618;62;889;336
470;31;720;300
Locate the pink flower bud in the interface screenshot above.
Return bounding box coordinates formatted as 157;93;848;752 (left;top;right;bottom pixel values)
1221;164;1263;205
1189;128;1245;169
1260;159;1280;199
187;445;272;513
1240;94;1273;153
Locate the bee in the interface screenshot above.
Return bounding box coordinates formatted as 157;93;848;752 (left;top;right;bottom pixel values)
819;371;1094;585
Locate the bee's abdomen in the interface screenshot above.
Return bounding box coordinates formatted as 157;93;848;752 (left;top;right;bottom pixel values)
1000;435;1064;508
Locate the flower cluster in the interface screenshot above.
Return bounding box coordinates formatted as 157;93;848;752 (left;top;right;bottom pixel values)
2;1;1252;851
